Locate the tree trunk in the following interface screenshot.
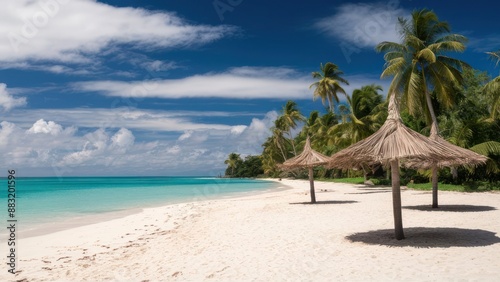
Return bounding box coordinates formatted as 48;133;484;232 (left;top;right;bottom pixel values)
451;167;458;180
391;159;405;240
361;164;369;183
422;68;441;209
277;141;287;162
328;95;334;113
289;131;297;156
432;165;439;208
309;167;316;203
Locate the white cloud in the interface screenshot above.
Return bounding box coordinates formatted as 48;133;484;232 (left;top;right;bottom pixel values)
61;128;136;166
230;125;247;135
1;0;234;64
74;67;389;101
467;35;500;52
0;121;17;146
177;130;209;144
0;62;100;76
315;2;407;48
0;83;27;111
142;60;178;72
6;108;235;132
166;145;181;155
229;111;278;155
75;66;312;99
27;119;63;135
0;112;278;176
178;130;193;141
111;128;135;148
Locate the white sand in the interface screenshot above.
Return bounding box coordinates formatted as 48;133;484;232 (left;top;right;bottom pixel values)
2;179;500;281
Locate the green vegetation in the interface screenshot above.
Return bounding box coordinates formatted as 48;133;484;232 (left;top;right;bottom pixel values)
320;177;499;192
377;8;470;208
406;181;500;192
224;154;263;178
224;8;500;190
309;62;349;113
484;50;500;119
318;177;365;184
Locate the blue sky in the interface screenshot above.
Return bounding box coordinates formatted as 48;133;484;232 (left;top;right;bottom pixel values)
1;0;499;176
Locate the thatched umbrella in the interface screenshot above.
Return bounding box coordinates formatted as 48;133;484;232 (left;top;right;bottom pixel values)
279;137;332;203
406;131;487;208
328;94;478;240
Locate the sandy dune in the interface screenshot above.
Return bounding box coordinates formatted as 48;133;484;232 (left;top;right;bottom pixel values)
2;179;500;281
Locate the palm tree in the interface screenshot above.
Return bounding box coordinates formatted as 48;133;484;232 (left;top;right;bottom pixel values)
312;111;339;154
484;50;500;119
351;84;384;119
329;85;386;180
433;66;500;180
376;9;469;208
261;152;279;177
270;117;289;162
280;101;305;155
487;50;500;66
300;111;320;140
224;153;241;177
310;62;349;113
330;85;385;146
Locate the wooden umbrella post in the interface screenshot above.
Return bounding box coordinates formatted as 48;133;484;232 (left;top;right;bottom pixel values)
309;166;316;203
391;159;405;240
279;137;330;204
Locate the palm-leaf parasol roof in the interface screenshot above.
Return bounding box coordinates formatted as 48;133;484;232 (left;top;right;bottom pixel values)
327;94;481;169
327;93;487;240
404;134;488;169
279;136;332;203
279;137;332;169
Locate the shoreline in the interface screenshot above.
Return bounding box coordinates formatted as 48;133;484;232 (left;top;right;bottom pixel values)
3;179;500;281
6;178;283;239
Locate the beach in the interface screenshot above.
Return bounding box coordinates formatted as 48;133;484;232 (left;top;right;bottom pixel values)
3;179;500;281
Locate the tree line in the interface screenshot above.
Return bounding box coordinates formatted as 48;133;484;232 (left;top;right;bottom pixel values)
224;9;500;187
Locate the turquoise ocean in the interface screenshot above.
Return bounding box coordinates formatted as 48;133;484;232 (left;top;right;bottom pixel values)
1;177;280;237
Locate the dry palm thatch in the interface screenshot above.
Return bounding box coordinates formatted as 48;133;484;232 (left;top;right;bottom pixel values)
279;137;332;203
404;134;488;169
327;94;485;240
328;95;467;170
404;132;488;208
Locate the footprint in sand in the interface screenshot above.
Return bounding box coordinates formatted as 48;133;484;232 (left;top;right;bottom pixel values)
57;256;71;261
172;271;182;277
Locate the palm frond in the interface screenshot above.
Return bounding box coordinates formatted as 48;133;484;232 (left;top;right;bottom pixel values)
405;68;424;116
376;41;404;53
416;48;436;63
470;141;500;156
384;51;404;62
428;41;466;53
381;57;407;78
486;50;500;67
436;34;468;44
448;123;472;148
437;55;471;71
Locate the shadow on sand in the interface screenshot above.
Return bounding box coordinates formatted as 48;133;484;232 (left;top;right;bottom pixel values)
403;204;496;212
346;227;500;248
357;187;391;190
347;191;391;195
289;200;358;205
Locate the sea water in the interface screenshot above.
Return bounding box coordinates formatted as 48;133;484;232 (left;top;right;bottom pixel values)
0;177;280;237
